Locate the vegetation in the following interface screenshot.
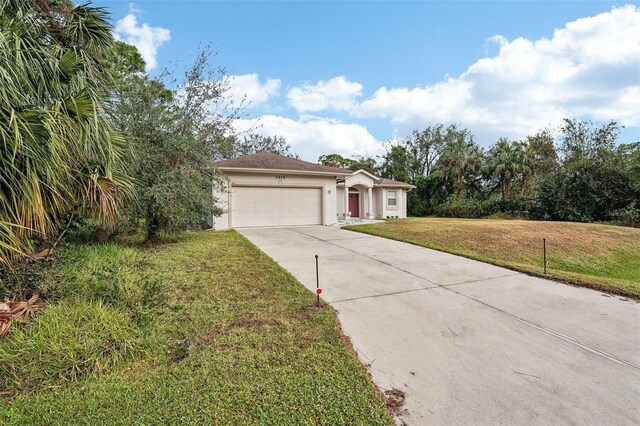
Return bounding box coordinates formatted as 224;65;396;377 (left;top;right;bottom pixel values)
107;41;235;239
0;231;391;424
346;218;640;297
323;120;639;227
318;153;377;174
0;0;132;265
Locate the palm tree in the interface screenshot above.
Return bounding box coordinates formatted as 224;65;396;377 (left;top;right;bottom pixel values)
485;138;530;201
440;137;482;197
0;0;131;266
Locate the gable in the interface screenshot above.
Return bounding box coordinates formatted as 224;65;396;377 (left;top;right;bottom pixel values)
345;172;376;187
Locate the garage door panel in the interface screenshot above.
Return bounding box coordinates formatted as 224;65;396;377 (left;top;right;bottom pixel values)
232;187;322;227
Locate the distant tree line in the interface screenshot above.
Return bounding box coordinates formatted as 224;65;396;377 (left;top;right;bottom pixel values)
319;120;640;226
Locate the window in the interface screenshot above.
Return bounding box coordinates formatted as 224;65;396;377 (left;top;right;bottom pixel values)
387;191;397;207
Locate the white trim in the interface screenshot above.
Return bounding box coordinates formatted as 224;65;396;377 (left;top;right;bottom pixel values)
350;169;379;180
387;190;398;210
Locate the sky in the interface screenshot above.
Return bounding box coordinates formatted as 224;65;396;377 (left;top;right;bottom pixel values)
99;1;640;162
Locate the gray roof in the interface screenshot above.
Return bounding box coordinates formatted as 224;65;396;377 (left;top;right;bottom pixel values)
214;152;352;175
214;152;415;188
375;177;415;188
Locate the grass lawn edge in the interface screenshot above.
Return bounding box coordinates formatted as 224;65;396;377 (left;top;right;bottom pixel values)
342;224;640;300
237;232;399;419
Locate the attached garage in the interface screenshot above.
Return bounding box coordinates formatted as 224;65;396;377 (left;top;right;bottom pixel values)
231;186;322;227
212;152;413;230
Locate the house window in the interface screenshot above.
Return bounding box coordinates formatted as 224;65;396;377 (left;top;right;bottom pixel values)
387;191;397;207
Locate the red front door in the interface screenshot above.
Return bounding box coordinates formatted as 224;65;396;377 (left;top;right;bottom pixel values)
348;193;360;218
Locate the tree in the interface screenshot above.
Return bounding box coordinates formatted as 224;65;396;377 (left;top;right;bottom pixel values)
318;153;353;169
0;0;131;265
535;119;635;222
215;133;296;160
318;153;377;173
521;129;557;197
379;144;410;183
485;138;526;201
405;124;446;182
439;130;482;197
236;134;297;158
108;44;238;239
351;155;377;174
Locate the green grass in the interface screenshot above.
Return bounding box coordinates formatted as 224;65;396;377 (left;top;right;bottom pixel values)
0;231;391;425
345;218;640;298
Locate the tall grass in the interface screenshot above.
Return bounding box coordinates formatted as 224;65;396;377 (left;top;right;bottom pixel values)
0;299;142;393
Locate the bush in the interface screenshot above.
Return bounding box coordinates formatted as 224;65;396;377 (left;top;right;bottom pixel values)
437;197;495;218
0;299;142;391
610;202;640;228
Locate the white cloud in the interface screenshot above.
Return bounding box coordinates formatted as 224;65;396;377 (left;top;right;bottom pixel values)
354;4;640;143
287;76;363;113
225;74;281;108
115;8;171;71
235;115;382;162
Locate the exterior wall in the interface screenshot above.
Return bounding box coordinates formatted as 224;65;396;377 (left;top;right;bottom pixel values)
336;186;346;220
374;188;384;218
211;178;230;229
375;187;408;219
213;171;337;229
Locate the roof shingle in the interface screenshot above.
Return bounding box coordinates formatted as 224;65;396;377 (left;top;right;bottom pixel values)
214;152;352;175
375;177;415;188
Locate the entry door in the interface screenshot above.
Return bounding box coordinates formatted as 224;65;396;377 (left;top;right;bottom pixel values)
348;193;360;218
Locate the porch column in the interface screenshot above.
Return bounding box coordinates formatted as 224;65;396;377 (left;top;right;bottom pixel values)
367;187;373;219
344;185;350;218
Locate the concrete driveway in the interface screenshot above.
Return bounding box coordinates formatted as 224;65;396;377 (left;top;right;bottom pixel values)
238;226;640;425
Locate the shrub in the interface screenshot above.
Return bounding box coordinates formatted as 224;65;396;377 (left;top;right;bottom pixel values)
0;299;142;392
610;202;640;228
437;197;495;218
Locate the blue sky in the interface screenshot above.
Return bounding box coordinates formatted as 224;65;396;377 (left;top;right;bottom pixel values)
101;1;640;161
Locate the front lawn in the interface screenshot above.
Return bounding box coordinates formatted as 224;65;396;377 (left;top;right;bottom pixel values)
345;218;640;298
0;231;391;424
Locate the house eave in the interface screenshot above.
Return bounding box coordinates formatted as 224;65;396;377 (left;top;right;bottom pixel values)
216;166;351;177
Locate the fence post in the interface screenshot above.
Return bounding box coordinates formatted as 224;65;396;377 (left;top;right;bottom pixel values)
543;238;547;275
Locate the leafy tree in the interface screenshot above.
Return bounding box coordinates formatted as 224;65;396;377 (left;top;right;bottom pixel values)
521;129;557;197
215;133;296;160
379;144;410;182
237;134;297;158
405;124;446;182
351;156;377;174
535;119;636;222
108;44;238;239
0;0;131;265
318;153;354;169
318;153;377;173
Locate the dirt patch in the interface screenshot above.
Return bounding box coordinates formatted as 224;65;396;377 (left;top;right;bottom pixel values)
383;388;406;413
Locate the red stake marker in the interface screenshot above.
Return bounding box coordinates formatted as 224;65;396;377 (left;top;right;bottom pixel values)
316;288;322;295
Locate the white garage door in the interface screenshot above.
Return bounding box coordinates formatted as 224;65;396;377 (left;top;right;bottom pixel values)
231;186;323;227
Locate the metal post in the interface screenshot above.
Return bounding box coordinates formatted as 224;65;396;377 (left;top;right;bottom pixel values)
315;254;320;307
543;238;547;275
